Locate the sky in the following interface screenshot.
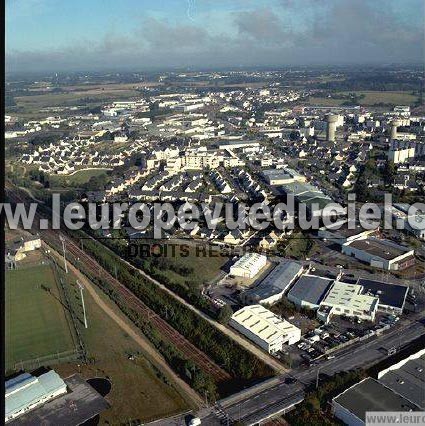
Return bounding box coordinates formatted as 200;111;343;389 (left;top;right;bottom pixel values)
5;0;425;73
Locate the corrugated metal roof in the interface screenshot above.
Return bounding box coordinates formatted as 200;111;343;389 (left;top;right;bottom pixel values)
231;305;300;344
6;371;66;420
243;260;303;301
5;373;35;397
287;274;333;306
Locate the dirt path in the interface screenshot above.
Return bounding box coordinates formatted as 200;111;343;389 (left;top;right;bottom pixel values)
92;236;287;373
47;244;204;408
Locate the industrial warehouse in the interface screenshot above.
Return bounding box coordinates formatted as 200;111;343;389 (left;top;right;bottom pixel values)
356;278;409;314
342;237;415;271
332;350;425;426
5;371;67;423
229;305;301;353
287;274;334;310
229;253;267;279
317;281;379;323
5;371;110;425
240;260;304;305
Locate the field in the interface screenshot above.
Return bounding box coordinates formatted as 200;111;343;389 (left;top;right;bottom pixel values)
148;241;230;287
307;90;418;107
49;168;111;187
5;263;76;372
54;254;191;423
10;82;161;117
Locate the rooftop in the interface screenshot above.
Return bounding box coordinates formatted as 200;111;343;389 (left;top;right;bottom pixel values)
243;260;304;301
287;274;333;307
380;354;425;409
321;282;378;314
6;371;66;421
8;375;110;426
231;305;300;344
320;220;371;238
231;253;267;271
333;377;420;422
347;238;411;260
357;278;409;309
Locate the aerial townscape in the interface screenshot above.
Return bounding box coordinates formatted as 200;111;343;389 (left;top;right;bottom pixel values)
4;1;425;425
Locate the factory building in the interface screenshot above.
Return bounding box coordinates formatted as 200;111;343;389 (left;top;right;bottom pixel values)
332;377;420;426
230;305;301;353
287;274;334;310
342;237;415;271
241;260;304;305
262;168;307;185
6;371;67;423
317;220;375;246
230;253;267;279
356;278;409;314
317;281;379;323
378;349;425;410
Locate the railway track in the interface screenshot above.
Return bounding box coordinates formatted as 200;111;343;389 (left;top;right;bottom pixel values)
5;186;231;383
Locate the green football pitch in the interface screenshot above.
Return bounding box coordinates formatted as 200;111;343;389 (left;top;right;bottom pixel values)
5;264;76;372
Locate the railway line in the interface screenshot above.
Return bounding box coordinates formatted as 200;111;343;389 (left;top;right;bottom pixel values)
5;185;231;383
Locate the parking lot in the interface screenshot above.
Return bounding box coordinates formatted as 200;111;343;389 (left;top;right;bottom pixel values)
283;312;402;366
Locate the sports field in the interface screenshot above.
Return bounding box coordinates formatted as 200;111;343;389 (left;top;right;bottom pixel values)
5;264;76;372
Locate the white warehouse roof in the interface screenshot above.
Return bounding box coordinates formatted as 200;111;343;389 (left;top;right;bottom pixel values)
230;253;267;278
6;370;67;422
230;305;300;346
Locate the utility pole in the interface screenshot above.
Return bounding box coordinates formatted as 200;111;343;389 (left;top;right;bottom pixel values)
59;235;68;273
77;280;88;328
316;365;321;390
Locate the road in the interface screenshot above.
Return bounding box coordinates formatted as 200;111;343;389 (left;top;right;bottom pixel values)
88;234;286;373
154;316;425;426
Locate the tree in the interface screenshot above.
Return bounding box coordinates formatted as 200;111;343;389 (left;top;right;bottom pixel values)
383;160;396;186
217;304;233;324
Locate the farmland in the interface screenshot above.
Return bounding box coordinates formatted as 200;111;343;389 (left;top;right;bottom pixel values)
307;90;418;107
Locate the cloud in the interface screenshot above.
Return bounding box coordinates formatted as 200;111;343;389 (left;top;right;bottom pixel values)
234;9;289;44
6;1;424;72
142;17;209;50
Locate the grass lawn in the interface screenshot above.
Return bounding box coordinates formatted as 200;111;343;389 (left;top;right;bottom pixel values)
339;90;418;106
308;91;418;107
5;264;76;372
49;168;110;188
306;97;347;106
55;262;191;423
150;242;230;288
14;89;140;112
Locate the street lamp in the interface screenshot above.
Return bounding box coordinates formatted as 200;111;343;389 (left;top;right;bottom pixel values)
77;280;88;328
59;234;68;274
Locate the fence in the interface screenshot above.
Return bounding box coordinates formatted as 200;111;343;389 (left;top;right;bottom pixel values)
13;348;84;372
51;258;88;364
